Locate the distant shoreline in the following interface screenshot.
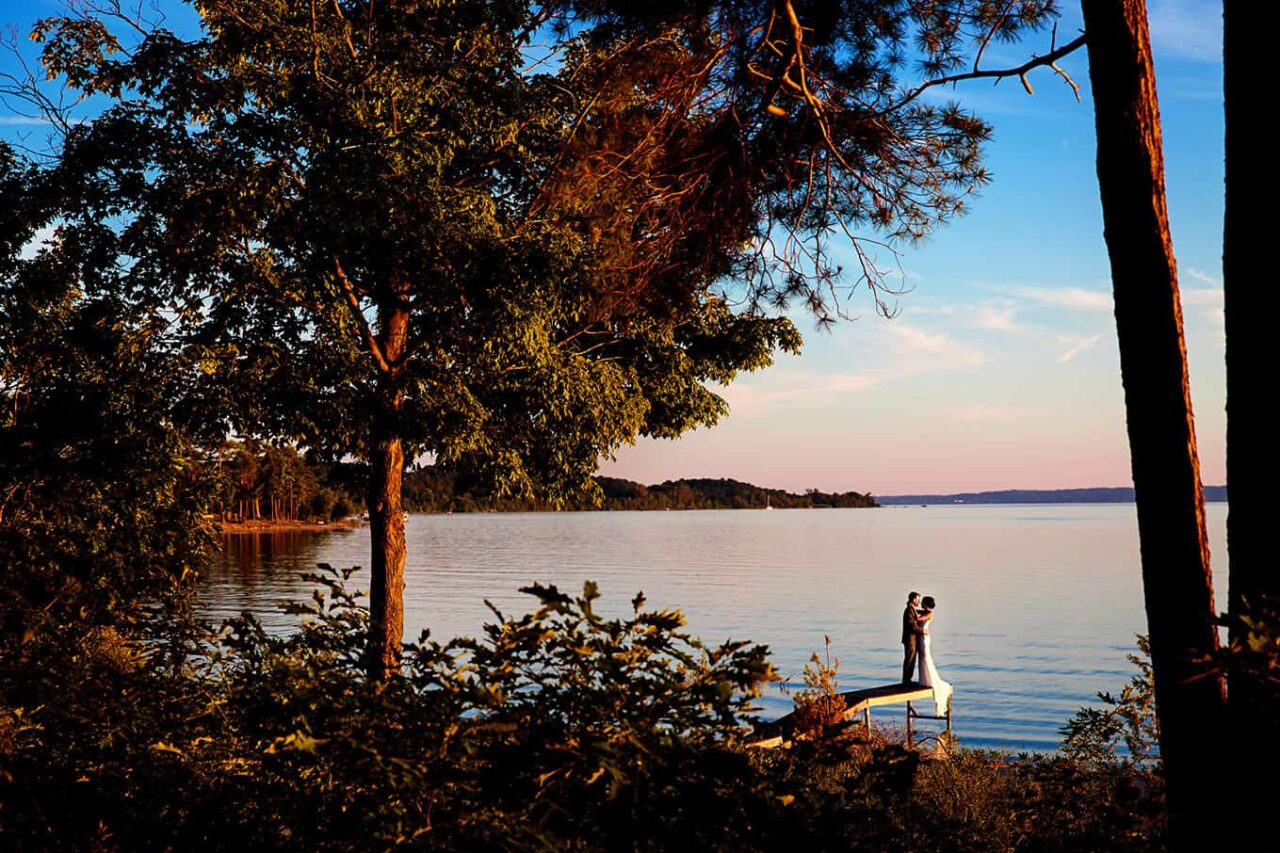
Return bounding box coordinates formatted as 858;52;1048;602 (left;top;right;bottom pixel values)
216;487;1231;529
219;518;365;534
877;486;1228;505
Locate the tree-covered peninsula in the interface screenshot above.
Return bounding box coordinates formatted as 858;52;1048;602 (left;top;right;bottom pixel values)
208;443;876;520
405;472;877;512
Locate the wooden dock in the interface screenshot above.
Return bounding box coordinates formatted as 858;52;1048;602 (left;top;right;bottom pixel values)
749;682;952;749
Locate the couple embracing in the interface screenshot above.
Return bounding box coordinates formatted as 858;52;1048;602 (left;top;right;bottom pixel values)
901;591;952;715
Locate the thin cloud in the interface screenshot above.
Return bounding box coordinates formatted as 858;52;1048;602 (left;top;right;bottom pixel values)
951;403;1045;423
886;322;986;368
1006;286;1113;312
889;322;951;354
907;300;1019;332
903;303;958;317
720;373;879;410
1181;287;1223;307
1058;333;1101;363
1148;0;1222;63
971;304;1020;332
1185;268;1221;287
0;117;54;126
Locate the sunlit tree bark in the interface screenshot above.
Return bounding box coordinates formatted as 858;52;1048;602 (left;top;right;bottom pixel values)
1081;0;1225;845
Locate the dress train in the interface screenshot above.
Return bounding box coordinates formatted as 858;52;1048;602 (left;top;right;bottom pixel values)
918;631;952;716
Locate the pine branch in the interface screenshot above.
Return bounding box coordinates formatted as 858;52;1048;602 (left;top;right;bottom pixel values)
894;29;1087;110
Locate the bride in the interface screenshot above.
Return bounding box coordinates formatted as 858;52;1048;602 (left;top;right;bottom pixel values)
916;596;953;716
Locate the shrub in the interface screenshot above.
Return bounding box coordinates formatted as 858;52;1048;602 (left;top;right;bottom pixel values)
788;635;848;741
0;573;1172;851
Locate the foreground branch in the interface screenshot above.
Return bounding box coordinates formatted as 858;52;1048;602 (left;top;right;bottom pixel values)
893;31;1087;111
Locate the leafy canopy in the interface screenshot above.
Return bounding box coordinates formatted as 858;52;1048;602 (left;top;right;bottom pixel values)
21;0;1060;498
30;0;801;504
0;140;217;638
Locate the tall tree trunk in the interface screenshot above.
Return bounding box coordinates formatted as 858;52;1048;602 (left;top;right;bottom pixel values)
1081;0;1226;845
367;421;406;678
366;290;410;678
1223;0;1277;840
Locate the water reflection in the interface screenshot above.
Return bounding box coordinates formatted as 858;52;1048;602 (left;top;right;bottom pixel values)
204;530;362;623
215;531;321;578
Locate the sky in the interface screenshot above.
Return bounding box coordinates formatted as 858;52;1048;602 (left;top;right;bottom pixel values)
604;1;1227;495
2;1;1227;497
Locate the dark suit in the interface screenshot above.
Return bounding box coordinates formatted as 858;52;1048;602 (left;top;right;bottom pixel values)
902;604;923;683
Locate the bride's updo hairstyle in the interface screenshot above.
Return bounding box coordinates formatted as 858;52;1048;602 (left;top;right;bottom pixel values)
921;596;936;610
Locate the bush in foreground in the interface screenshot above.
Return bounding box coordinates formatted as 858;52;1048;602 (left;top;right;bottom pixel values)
1;571;1165;850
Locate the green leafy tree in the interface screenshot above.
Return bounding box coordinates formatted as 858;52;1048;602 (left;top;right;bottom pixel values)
0;142;217;646
20;0;1064;675
26;0;800;676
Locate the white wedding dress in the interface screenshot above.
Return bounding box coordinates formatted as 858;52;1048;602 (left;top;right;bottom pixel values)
918;623;953;717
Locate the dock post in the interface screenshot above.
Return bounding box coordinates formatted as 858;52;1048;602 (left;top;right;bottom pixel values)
906;700;913;746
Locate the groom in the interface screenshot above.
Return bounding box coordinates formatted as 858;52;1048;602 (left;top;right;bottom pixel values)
902;591;924;684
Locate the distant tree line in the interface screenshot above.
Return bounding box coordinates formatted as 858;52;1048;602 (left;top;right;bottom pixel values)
591;477;878;511
209;450;877;519
400;471;877;513
212;441;361;523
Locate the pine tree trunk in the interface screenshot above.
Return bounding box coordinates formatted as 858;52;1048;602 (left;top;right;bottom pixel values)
1223;0;1277;841
1081;1;1226;845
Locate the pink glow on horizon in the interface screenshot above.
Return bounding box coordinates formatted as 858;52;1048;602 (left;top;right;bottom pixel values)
600;403;1226;496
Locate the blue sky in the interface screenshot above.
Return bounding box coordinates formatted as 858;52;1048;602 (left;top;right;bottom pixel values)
2;1;1226;495
607;0;1226;494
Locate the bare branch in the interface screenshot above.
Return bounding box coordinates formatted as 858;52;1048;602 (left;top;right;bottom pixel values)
333;257;393;375
0;25;81;149
894;31;1087;109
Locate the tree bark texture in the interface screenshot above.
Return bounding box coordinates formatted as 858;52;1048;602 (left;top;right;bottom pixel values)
1081;0;1226;846
366;295;410;679
1224;0;1278;840
367;429;406;678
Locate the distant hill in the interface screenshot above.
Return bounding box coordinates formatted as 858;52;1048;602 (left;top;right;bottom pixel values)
592;477;877;511
878;486;1227;505
398;468;877;512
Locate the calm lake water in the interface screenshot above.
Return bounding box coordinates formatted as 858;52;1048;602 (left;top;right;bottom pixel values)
202;503;1229;753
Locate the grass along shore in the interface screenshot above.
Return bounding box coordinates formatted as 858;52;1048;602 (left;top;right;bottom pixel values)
218;517;365;534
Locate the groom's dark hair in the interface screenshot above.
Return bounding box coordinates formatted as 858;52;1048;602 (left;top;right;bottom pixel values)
908;591;920;601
